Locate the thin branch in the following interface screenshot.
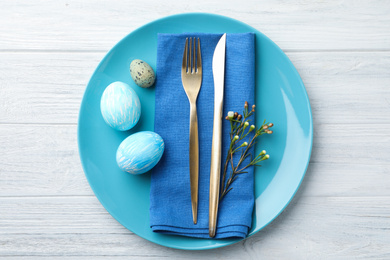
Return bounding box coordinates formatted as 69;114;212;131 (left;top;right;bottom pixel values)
219;103;273;201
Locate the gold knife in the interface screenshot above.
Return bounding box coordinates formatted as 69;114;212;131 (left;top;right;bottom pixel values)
209;33;226;237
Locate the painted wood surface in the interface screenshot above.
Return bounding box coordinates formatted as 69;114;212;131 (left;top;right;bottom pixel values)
0;0;389;258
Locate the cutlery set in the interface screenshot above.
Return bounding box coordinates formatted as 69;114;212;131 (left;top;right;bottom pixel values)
181;34;227;237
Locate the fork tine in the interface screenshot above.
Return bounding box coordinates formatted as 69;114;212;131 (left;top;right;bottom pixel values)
182;38;188;71
197;38;201;74
192;38;196;73
189;37;192;73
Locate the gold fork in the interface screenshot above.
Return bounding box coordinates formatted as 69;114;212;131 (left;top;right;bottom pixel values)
181;37;202;224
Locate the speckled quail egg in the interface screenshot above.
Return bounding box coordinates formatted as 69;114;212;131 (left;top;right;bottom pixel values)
129;59;155;88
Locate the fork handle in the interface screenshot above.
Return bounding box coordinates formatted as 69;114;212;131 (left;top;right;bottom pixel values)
189;102;199;224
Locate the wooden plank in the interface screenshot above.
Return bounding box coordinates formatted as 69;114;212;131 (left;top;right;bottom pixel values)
0;258;159;260
0;123;389;197
0;124;92;197
245;196;390;259
0;196;389;258
0;52;101;124
311;123;390;166
0;197;124;235
288;51;390;125
0;1;389;51
0;51;389;125
302;162;390;198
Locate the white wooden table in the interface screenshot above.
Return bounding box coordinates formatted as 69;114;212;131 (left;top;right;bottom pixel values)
1;1;389;258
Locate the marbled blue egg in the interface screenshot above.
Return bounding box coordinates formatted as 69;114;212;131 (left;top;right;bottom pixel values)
116;131;165;175
100;81;141;131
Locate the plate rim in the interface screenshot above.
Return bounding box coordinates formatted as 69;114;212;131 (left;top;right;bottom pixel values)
77;12;313;250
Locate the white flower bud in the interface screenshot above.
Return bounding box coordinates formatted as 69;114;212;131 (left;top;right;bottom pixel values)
248;124;255;133
243;121;249;130
227;111;234;119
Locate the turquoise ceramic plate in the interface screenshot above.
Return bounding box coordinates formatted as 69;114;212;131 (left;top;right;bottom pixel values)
78;13;313;250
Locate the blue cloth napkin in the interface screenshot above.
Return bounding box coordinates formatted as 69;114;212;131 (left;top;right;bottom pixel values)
150;33;255;239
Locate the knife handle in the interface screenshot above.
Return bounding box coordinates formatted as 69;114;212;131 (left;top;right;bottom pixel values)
189;102;199;224
209;101;223;237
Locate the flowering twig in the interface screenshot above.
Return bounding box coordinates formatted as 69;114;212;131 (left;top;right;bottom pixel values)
220;101;273;201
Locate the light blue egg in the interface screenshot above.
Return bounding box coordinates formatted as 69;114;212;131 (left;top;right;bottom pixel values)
100;81;141;131
116;131;165;175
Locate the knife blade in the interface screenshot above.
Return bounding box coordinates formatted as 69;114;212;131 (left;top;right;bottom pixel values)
209;33;226;238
